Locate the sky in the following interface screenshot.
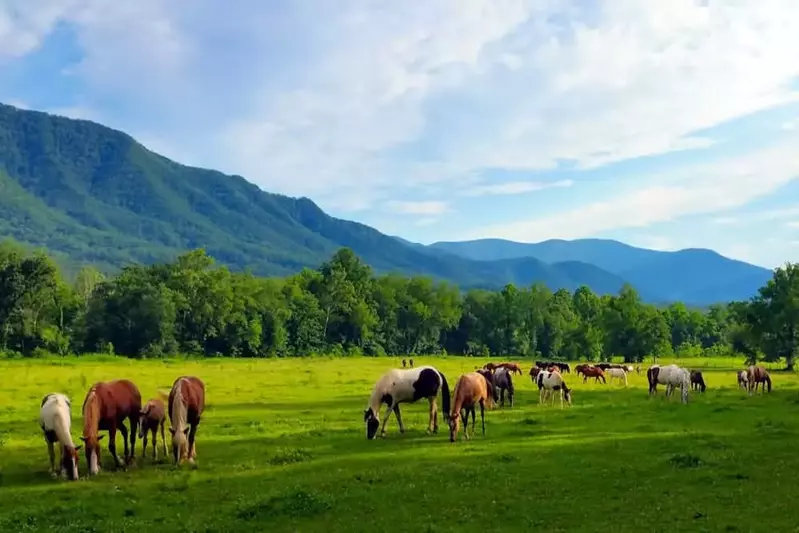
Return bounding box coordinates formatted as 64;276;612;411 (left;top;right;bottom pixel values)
1;0;799;268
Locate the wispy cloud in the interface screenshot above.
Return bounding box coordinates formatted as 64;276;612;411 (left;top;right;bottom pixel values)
460;179;573;197
385;200;449;216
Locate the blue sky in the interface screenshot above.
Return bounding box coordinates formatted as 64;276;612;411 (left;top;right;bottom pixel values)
2;1;799;268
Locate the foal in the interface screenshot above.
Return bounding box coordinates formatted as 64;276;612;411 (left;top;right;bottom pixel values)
138;399;167;461
39;393;82;480
448;371;497;442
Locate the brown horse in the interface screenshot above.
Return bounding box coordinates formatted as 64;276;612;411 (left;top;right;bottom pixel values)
690;370;707;392
496;362;523;375
574;364;590;377
746;365;772;395
81;379;142;475
529;365;542;383
582;366;606;384
169;376;206;465
449;371;497;442
138;399;167;461
483;362;497;372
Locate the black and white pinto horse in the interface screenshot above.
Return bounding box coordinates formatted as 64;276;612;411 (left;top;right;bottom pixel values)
493;366;515;407
536;370;572;408
364;366;451;439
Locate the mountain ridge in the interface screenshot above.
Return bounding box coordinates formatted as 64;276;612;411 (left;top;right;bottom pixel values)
0;102;772;304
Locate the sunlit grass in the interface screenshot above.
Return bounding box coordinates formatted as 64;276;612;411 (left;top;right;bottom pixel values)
0;356;797;532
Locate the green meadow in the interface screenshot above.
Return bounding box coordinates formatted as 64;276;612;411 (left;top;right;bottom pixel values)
0;356;797;532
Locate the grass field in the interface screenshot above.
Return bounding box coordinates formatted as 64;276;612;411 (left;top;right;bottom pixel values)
0;356;797;532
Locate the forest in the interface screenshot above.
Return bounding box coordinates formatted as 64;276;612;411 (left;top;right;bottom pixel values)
1;240;797;368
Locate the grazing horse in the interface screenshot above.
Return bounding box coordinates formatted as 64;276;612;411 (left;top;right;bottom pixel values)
81;379;141;475
607;367;628;386
169;376;206;465
496;362;523;375
582;366;606;384
596;362;612;371
536;370;572;408
737;370;749;390
364;366;450;439
647;364;690;403
483;362;497;373
402;359;407;368
493;367;515;407
409;358;414;368
448;371;497;442
529;365;542;383
138;399;167;461
574;364;590;378
39;393;82;480
746;365;772;395
690;370;707;393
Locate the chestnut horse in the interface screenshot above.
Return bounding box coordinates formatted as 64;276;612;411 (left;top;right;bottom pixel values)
449;371;497;442
746;365;772;395
169;376;206;465
495;362;523;375
81;379;141;475
582;366;606;384
138;398;167;461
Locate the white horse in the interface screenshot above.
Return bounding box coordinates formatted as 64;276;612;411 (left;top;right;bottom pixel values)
607;367;628;386
536;370;572;408
364;366;450;439
737;370;749;390
39;393;82;480
647;364;690;404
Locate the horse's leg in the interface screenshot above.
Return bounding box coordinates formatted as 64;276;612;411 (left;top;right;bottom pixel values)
129;416;137;463
45;438;56;477
392;404;405;433
460;410;469;440
500;388;505;407
142;429;149;461
151;428;158;460
379;405;393;437
188;423;199;463
108;425;122;469
118;422;130;465
160;419;167;459
559;390;563;409
428;397;438;434
479;401;485;436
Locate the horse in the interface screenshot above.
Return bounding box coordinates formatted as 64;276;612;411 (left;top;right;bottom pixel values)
39;393;82;480
364;366;450;439
493;367;515;407
448;371;497;442
596;362;612;370
607;367;628;386
635;365;641;376
737;370;749;390
582;366;606;384
690;370;707;393
483;362;497;373
168;376;206;465
536;370;572;408
647;364;690;403
409;358;414;368
81;379;141;475
496;362;523;375
138;398;167;461
402;359;407;368
746;365;772;395
574;364;590;377
529;365;542;383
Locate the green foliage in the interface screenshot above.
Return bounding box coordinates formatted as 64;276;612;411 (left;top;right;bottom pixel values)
4;239;797;365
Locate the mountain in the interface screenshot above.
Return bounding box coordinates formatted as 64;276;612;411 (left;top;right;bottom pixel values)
429;238;773;304
0;102;772;304
0;103;629;295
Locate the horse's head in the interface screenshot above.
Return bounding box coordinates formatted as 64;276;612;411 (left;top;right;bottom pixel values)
137;406;150;439
62;444;82;481
169;426;191;464
80;434;104;476
563;385;573;406
363;408;380;440
448;412;460;442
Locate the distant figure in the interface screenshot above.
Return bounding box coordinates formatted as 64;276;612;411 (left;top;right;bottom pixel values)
635;365;641;376
402;359;407;368
409;358;414;368
496;362;524;375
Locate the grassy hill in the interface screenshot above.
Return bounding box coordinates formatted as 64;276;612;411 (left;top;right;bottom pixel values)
0;102;772;303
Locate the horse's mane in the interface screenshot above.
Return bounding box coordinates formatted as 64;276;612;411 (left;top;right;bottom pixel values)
171;379;188;431
82;388;100;438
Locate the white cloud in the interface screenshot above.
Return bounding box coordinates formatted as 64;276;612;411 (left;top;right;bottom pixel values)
460;179;573;197
385;200;449;216
465;139;799;241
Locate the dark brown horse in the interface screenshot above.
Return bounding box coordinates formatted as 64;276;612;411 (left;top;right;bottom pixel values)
168;376;206;465
690;370;707;392
582;366;606;384
81;379;142;475
574;364;590;377
529;365;542;383
496;362;523;375
138;398;167;461
746;365;772;395
483;362;497;372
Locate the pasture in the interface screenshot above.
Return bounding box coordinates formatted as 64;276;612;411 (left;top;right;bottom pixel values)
0;356;797;532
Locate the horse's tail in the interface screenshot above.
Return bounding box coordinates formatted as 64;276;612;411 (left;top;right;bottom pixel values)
438;371;451;418
766;374;772;392
507;372;515;397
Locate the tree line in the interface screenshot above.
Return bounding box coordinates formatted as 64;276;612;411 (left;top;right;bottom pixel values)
1;241;797;368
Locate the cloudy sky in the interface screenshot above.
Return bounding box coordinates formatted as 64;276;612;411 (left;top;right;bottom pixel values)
2;0;799;268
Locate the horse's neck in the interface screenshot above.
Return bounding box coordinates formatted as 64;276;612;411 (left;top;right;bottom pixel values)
451;382;466;415
171;387;188;429
53;410;75;448
83;392;100;436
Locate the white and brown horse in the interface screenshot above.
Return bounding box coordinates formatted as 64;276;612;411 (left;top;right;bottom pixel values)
536;370;572;408
168;376;205;465
647;364;690;403
737;370;749;390
746;365;772;395
39;393;82;480
364;366;450;439
448;370;497;442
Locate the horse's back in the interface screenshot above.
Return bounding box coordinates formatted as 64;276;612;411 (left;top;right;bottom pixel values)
88;379;141;420
39;393;70;429
172;376;206;419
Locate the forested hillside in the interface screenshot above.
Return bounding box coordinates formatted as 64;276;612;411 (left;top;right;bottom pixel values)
0;103;772;305
1;241;796;369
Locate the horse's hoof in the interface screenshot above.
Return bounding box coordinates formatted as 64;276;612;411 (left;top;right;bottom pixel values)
50;472;58;480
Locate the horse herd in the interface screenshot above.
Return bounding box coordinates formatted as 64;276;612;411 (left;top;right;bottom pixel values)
364;361;776;443
38;375;205;481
